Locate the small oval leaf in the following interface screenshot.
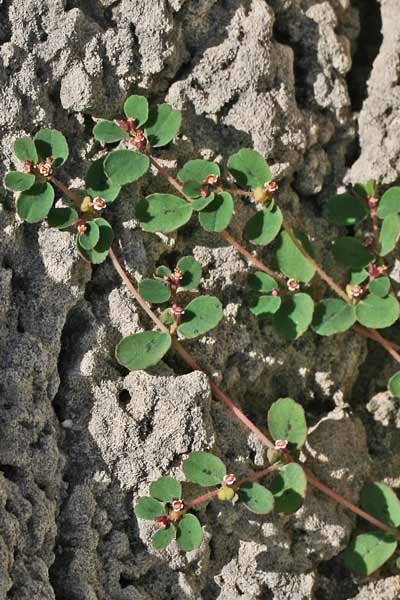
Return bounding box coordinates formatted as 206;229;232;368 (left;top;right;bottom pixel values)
176;514;203;552
4;171;35;192
267;397;307;450
152;525;175;550
182;451;226;486
238;482;274;514
14;136;38;164
327;193;367;226
312;299;356;336
17;182;54;223
388;371;400;398
178;159;220;184
34;128;69;167
198;192;233;232
115;331;172;370
85;158;121;204
177;256;202;290
145;104;181;148
124;95;149;127
272;293;314;340
360;482;400;528
78;220;100;250
248;271;278;293
369;276;391;298
249;294;281;317
136;194;193;233
343;532;397;576
104;149;150;186
93;120;128;143
377;187;400;218
275;231;315;283
47;206;78;229
333;237;372;270
76;218;114;264
245;206;283;246
138;279;171;304
379;214;400;256
134;497;166;520
227;149;272;189
178;295;223;339
269;463;307;514
356;294;399;329
150;476;182;502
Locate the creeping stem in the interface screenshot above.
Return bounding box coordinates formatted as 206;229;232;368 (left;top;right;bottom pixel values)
51;177;400;542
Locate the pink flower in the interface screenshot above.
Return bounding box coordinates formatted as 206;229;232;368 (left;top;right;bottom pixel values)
203;174;220;186
287;278;300;292
171;499;184;512
92;197;106;211
274;439;288;450
223;473;236;486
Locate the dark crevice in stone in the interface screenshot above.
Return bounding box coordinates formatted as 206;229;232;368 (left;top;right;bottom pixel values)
346;0;382;114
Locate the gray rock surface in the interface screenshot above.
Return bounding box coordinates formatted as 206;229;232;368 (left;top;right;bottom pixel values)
0;0;399;599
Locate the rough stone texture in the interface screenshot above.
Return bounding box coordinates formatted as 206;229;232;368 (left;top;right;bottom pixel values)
0;1;399;599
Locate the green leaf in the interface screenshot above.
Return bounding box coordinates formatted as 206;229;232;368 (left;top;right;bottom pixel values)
245;206;283;246
275;231;315;282
227;149;272;189
332;237;372;270
178;295;222;339
192;194;215;211
115;331;172;370
356;294;399;329
145;104;181;148
388;371;400;398
76;218;114;264
93;120;128;143
152;525;175;550
47;206;78;229
369;276;391;298
104;149;150;186
150;476;182;502
269;463;307;514
349;269;369;285
379;214;400;256
136;194;193;233
343;532;397;576
249;294;281;317
360;482;400;528
248;271;278;293
34;128;69;168
78;220;100;250
182;180;205;199
177;256;202;290
134;497;166;520
124;95;149;127
14;137;38;164
238;482;274;514
4;171;35;192
364;180;376;196
85;158;121;204
326;193;367;226
176;514;203;552
159;308;174;327
198;192;233;232
183;451;226;486
17;182;54;223
155;265;172;278
377;187;400;218
267;397;307;450
138;279;171;303
273;293;314;340
312;299;356;336
178;159;220;184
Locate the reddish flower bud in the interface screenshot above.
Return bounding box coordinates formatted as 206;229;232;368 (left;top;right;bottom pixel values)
223;473;236;486
171;499;184;512
155;515;169;529
287;278;300;292
200;188;210;198
24;160;35;174
274;439;288;450
264;181;279;194
363;234;374;247
368;263;380;279
271;288;280;297
130;128;147;151
368;196;379;209
116;119;130;132
92;197;106;211
126;117;137;130
203;174;220;186
75;219;87;235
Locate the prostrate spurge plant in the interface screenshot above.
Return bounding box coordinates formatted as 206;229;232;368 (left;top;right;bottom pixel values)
5;94;400;576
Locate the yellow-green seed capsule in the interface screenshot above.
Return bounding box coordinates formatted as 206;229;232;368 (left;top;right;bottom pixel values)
217;486;235;501
253;186;269;204
80;196;93;213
